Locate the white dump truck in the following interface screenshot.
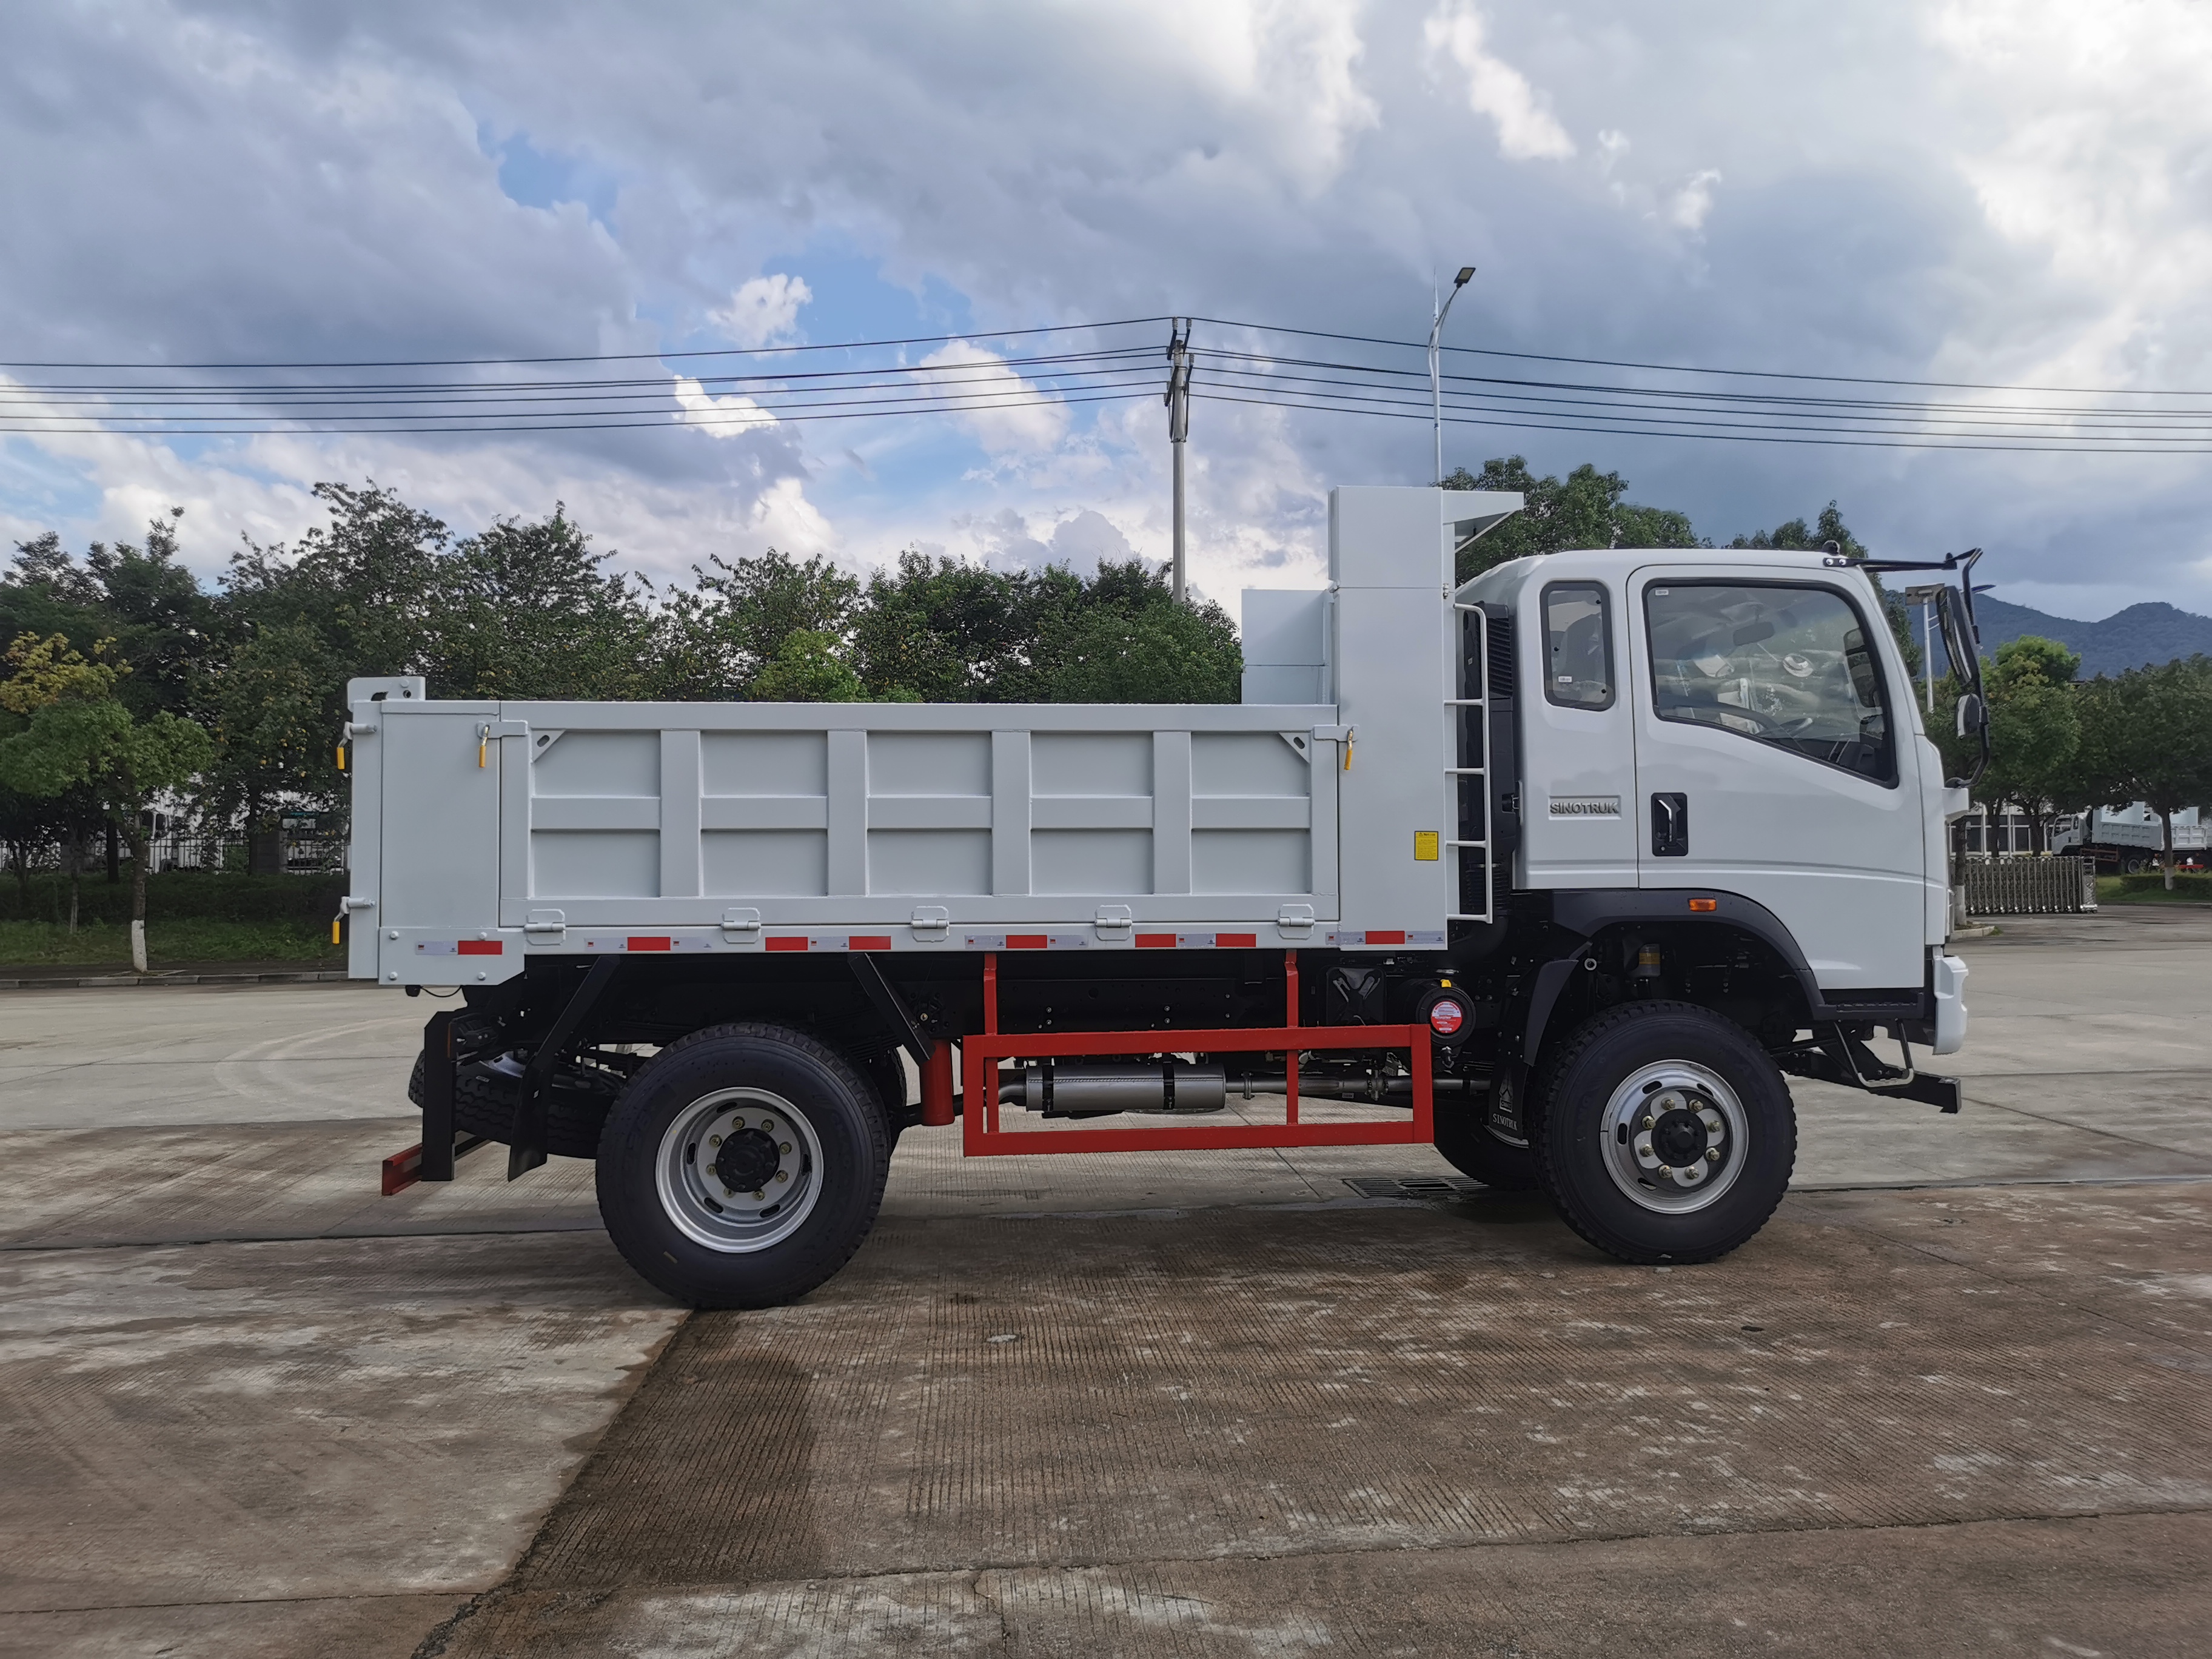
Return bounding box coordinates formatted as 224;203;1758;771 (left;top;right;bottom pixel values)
346;486;1987;1307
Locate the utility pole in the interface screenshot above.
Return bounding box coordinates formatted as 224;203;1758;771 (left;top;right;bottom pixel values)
1429;266;1475;485
1165;318;1192;604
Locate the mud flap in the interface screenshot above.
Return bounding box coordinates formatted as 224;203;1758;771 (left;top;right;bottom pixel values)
1486;1057;1532;1146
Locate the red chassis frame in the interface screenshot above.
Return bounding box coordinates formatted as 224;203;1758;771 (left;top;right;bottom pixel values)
953;950;1435;1156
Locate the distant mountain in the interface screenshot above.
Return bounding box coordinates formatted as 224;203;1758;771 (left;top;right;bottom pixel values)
1951;595;2212;678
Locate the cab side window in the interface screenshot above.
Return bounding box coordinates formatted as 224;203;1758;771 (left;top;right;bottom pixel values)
1543;582;1614;710
1644;582;1895;784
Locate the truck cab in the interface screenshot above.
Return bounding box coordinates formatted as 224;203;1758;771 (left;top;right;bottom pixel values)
1470;545;1950;993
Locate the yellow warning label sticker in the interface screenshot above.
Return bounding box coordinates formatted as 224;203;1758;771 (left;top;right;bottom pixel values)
1414;830;1440;861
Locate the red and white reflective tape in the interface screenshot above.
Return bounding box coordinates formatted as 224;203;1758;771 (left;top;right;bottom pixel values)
415;940;504;956
963;933;1090;950
762;934;895;954
578;936;712;953
1330;929;1447;948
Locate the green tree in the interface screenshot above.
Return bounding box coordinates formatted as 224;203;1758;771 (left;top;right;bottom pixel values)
205;618;348;836
2088;657;2212;888
225;481;448;686
847;551;1047;702
1732;500;1920;675
1443;456;1703;582
6;512;216;723
426;508;659;700
0;634;213;964
0;768;73;914
655;549;862;699
1974;636;2082;851
1033;558;1241;703
1729;501;1866;559
751;630;865;702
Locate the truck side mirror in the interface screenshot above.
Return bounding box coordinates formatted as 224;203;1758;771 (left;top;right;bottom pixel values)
1956;691;1986;738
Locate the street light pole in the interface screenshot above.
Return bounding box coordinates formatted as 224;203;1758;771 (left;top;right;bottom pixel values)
1905;584;1943;715
1429;266;1475;485
1165;318;1193;604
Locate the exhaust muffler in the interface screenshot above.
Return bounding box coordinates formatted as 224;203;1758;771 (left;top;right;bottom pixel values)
1001;1062;1229;1118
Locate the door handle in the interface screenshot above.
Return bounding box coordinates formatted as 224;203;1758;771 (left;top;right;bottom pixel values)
1652;793;1689;857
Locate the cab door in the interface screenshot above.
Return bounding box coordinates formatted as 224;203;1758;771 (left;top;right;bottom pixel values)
1517;569;1639;891
1628;568;1926;991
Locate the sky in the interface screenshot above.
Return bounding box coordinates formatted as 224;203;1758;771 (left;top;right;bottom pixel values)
4;0;2211;622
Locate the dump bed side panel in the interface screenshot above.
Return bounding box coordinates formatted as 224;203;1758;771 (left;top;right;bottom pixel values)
498;702;1338;928
357;700;1343;980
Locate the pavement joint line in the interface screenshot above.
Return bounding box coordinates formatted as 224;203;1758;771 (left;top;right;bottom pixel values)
429;1502;2212;1615
1957;1092;2212;1159
0;1056;422;1068
0;971;357;990
1792;1170;2212;1192
7;1173;2212;1254
3;1590;473;1618
1950;1067;2212;1079
0;1219;610;1253
0;1116;421;1136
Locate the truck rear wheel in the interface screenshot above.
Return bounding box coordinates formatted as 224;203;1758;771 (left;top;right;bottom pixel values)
1536;1001;1795;1264
595;1022;889;1309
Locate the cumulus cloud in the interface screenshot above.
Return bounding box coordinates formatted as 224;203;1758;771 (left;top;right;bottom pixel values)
6;1;2212;617
1422;2;1576;161
916;342;1070;460
959;506;1141;575
1925;0;2212;390
709;273;813;348
671;378;779;435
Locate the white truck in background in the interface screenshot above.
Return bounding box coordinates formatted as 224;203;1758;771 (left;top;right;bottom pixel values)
2051;804;2208;871
344;486;1988;1308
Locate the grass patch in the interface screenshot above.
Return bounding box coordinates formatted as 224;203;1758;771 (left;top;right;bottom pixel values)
2094;874;2212;905
0;917;343;967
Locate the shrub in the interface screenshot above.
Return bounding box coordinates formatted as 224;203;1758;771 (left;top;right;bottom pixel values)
2116;872;2212;899
0;870;347;925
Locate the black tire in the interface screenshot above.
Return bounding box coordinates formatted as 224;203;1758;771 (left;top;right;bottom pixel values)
1433;1105;1540;1190
1536;1000;1795;1264
864;1049;918;1139
595;1022;889;1309
407;1050;617;1161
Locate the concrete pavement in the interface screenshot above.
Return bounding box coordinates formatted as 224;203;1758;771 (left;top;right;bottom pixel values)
2;907;2209;1656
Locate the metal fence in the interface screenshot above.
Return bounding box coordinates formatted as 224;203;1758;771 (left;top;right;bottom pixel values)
7;832;346;877
147;832;346;874
1963;856;2096;917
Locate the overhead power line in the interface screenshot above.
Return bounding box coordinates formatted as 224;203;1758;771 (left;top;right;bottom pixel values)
1191;315;2212;400
4;313;2210;452
0;318;1172;372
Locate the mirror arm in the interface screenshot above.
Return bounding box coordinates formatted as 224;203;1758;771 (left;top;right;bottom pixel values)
1955;708;1991;790
1936;568;1991;791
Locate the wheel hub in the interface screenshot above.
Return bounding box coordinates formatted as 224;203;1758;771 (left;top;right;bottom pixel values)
655;1090;822;1252
713;1127;783;1193
1601;1065;1748;1214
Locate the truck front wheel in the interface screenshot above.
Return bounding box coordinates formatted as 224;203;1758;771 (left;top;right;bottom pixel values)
596;1023;889;1309
1536;1001;1795;1264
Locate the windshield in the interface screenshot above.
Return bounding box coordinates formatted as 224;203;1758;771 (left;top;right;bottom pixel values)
1645;581;1895;784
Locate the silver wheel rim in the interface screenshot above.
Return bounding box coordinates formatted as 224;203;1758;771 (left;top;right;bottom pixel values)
1597;1060;1748;1215
655;1087;823;1253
